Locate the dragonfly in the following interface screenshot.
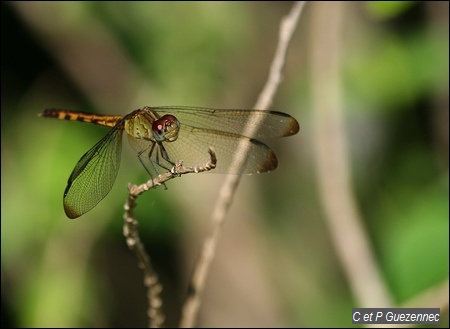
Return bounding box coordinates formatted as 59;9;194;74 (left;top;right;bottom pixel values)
40;106;299;219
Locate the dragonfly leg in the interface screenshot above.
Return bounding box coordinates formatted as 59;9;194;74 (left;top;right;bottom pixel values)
137;148;156;179
134;144;170;190
155;142;175;171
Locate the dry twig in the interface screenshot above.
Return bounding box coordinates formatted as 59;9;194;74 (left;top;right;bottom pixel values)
123;148;217;328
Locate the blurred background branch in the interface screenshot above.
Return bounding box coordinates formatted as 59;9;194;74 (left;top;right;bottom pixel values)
310;1;393;308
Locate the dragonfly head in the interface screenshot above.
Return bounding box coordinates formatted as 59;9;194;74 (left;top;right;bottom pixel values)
152;114;180;142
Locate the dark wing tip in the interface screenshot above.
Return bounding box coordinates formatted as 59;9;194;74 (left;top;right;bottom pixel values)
63;182;82;219
267;110;300;137
256;148;279;174
287;117;300;136
64;205;81;219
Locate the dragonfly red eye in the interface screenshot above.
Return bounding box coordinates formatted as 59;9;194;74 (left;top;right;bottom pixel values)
152;115;180;142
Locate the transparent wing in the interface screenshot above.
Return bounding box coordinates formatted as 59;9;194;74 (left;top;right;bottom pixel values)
157;127;277;175
150;107;299;139
63;128;123;218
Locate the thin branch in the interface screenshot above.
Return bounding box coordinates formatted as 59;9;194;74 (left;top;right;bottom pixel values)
179;2;307;328
123;148;217;328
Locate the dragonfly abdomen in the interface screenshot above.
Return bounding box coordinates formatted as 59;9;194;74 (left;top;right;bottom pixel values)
40;109;123;128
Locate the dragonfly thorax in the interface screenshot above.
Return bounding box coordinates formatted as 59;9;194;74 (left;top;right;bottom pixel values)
124;111;180;143
124;111;155;140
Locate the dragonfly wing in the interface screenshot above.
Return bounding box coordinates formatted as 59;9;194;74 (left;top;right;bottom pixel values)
63;128;123;218
151;107;299;139
161;126;278;175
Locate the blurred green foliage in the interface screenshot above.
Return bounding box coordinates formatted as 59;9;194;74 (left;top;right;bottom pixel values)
346;30;448;110
366;1;417;20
